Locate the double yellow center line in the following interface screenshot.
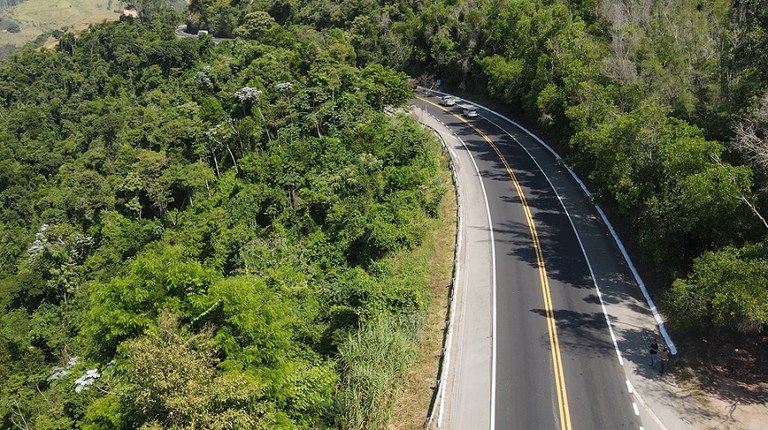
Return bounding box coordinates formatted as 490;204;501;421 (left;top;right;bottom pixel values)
418;97;572;430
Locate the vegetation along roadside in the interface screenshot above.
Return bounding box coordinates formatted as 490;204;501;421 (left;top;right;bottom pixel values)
2;0;768;428
0;5;451;428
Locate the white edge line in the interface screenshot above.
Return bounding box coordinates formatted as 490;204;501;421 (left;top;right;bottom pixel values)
418;87;677;355
482;111;638;423
454;130;498;430
632;383;670;430
481;114;625;368
421;118;460;429
625;379;668;429
418;108;496;430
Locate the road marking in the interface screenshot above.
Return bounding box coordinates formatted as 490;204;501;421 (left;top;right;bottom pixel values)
479;114;626;367
417;96;572;430
434;91;659;430
424;116;463;429
453;127;498;430
632;384;670;430
478;111;671;430
418;86;677;355
421;103;498;429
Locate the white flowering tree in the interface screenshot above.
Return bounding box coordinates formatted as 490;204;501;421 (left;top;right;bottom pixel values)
236;85;272;142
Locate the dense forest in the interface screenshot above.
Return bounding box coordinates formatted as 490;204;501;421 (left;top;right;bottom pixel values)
184;0;768;335
0;5;447;429
2;0;768;428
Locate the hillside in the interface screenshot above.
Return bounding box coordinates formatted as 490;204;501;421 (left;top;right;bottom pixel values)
1;1;767;428
0;0;120;55
0;10;451;428
185;0;768;345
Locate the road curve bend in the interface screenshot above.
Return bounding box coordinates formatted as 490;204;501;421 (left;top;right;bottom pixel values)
413;91;681;430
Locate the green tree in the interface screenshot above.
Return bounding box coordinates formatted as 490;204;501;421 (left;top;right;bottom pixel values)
235;11;278;40
122;311;282;429
86;245;218;356
668;243;768;333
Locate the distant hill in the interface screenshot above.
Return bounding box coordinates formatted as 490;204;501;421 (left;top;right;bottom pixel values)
0;0;25;11
0;0;121;59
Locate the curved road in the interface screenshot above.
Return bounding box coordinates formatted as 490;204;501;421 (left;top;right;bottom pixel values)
413;92;672;430
175;25;228;44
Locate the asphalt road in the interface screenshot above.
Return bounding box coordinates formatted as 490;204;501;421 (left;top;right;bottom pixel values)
416;95;641;430
174;25;228;44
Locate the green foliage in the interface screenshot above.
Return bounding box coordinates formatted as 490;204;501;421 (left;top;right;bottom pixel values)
235;11;278;40
572;100;760;266
211;0;768;340
360;63;412;109
5;0;768;425
117;311;291;429
668;244;768;333
86;245;218;356
0;13;444;428
197;276;294;366
480;54;524;102
335;316;417;429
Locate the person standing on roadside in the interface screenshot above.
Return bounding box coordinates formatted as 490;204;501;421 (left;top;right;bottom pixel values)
660;347;671;374
649;338;659;368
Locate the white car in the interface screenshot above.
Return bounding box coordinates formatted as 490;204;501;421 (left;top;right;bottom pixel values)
461;105;478;118
440;96;457;106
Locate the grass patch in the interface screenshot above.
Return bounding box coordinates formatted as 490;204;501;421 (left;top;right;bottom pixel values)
336;316;420;429
0;0;118;48
389;155;457;429
334;131;457;429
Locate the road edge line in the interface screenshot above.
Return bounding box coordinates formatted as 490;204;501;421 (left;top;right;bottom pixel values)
414;108;496;430
417;86;677;355
481;115;626;368
415;116;461;429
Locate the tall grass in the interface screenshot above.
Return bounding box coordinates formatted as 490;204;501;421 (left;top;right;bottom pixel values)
336;316;419;429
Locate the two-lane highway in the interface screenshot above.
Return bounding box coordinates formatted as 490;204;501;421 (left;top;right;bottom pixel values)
416;95;640;429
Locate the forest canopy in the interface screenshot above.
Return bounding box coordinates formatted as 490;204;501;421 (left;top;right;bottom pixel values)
186;0;768;336
2;0;768;428
0;10;446;429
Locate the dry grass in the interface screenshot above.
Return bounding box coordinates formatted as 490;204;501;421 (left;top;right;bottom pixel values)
0;0;119;47
389;161;457;429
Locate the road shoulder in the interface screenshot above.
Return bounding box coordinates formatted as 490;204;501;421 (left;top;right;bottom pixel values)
412;106;494;430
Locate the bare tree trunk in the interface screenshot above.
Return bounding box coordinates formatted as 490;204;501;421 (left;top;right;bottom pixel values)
225;143;239;174
738;194;768;230
211;149;220;178
227;119;246;156
257;106;272;142
289;187;302;245
10;401;30;430
732;91;768;174
712;155;768;231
